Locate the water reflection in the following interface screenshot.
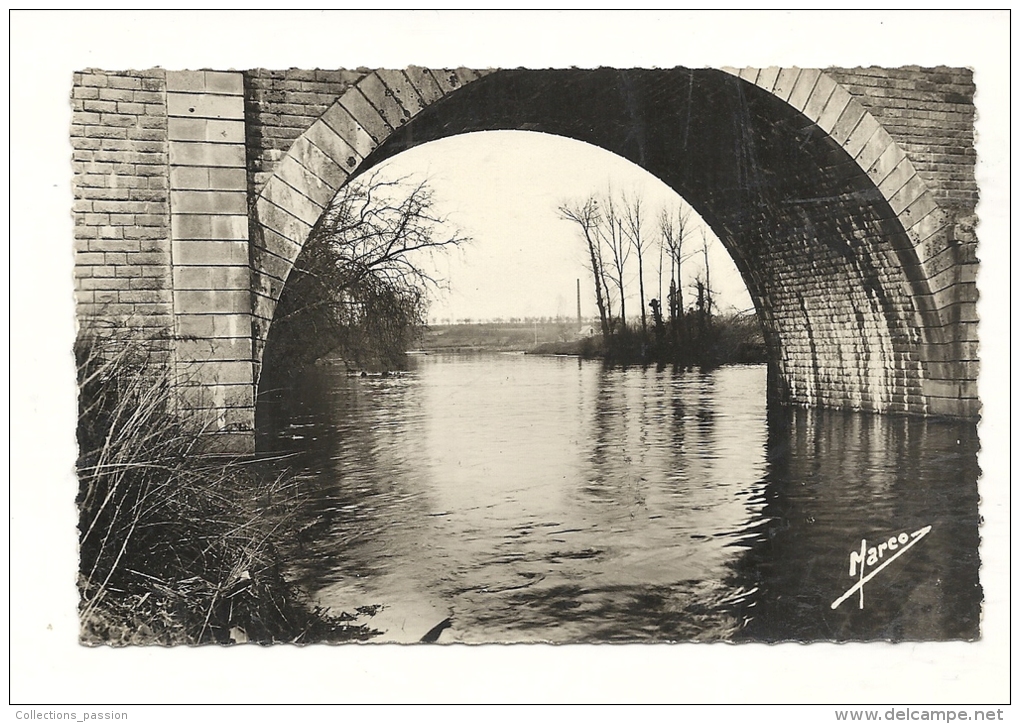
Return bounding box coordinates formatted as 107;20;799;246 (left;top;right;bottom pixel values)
737;408;982;641
257;353;980;643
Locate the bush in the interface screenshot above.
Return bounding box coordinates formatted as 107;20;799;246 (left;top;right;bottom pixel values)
75;329;378;645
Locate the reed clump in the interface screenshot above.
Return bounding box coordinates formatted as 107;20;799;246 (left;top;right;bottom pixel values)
75;329;377;645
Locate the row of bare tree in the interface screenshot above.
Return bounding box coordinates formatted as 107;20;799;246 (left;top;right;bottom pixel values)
558;189;716;361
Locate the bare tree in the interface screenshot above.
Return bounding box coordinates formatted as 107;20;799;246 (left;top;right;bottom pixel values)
701;227;712;318
659;204;701;356
622;191;651;336
558;195;611;339
264;171;470;375
658;204;693;323
596;191;631;332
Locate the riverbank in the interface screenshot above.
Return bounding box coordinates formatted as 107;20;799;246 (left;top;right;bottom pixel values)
419;321;582;353
419;317;766;366
530;314;768;366
76;331;380;645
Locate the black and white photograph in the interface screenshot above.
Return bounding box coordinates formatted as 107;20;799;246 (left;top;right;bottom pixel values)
10;9;1010;708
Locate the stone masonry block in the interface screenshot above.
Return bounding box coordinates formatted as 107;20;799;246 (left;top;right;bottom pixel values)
127;276;169;291
339;87;391;144
173;239;249;266
256;198;313;247
771;68;801;103
178;360;253;386
309;111;368;167
100;113;140;128
829;102;867;147
786;68;821;112
170;166;247;191
171;213;247;240
257;227;303;266
854;127;894;173
360;72;411;129
118;289;172;304
877;158;916;198
166;92;245;120
455;69;486;85
841;112;880;159
117;101;147;115
80;99;116;114
175;289;252;315
867;143;907;187
107;75;141;90
428;69;463;95
174;265;250;290
254;243;295;282
85;126;127;140
176;313;252;342
404;66;445;106
377;69;427;119
169;141;245;167
177;338;252;365
275;154;340;209
73;110;103;125
889;176;932;217
170;189;247;215
79;73;109;88
753;67;781;93
815;84;853;134
98;88;136;102
285;135;352;190
253;275;286;306
204;71;244;95
262;176;325;226
168;117;245;144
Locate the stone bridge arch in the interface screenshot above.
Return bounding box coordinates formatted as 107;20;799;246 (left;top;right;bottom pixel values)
70;66;980;452
250;68;976;424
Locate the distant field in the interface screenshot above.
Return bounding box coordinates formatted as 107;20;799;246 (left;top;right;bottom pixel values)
418;322;590;352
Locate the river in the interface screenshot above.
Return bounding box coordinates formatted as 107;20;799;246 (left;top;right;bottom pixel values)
256;352;981;643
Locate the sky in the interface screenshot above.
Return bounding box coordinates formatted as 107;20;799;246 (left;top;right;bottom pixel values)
368;130;755;323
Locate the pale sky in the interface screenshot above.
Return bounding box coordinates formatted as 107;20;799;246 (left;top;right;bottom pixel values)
370;130;754;323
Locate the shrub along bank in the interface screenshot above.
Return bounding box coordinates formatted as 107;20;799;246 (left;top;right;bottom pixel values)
75;330;378;645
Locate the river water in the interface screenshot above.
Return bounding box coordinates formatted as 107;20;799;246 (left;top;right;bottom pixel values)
257;353;981;643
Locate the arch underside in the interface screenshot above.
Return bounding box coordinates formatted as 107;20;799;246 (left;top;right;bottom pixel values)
257;68;958;417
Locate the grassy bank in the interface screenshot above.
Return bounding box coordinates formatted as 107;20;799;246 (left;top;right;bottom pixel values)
419;321;583;352
76;331;378;645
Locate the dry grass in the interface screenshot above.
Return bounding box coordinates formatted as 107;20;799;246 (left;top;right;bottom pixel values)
75;329;378;645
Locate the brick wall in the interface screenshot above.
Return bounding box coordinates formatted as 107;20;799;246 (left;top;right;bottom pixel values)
828;66;980;418
827;67;977;214
243;69;366;196
71;69;172;353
